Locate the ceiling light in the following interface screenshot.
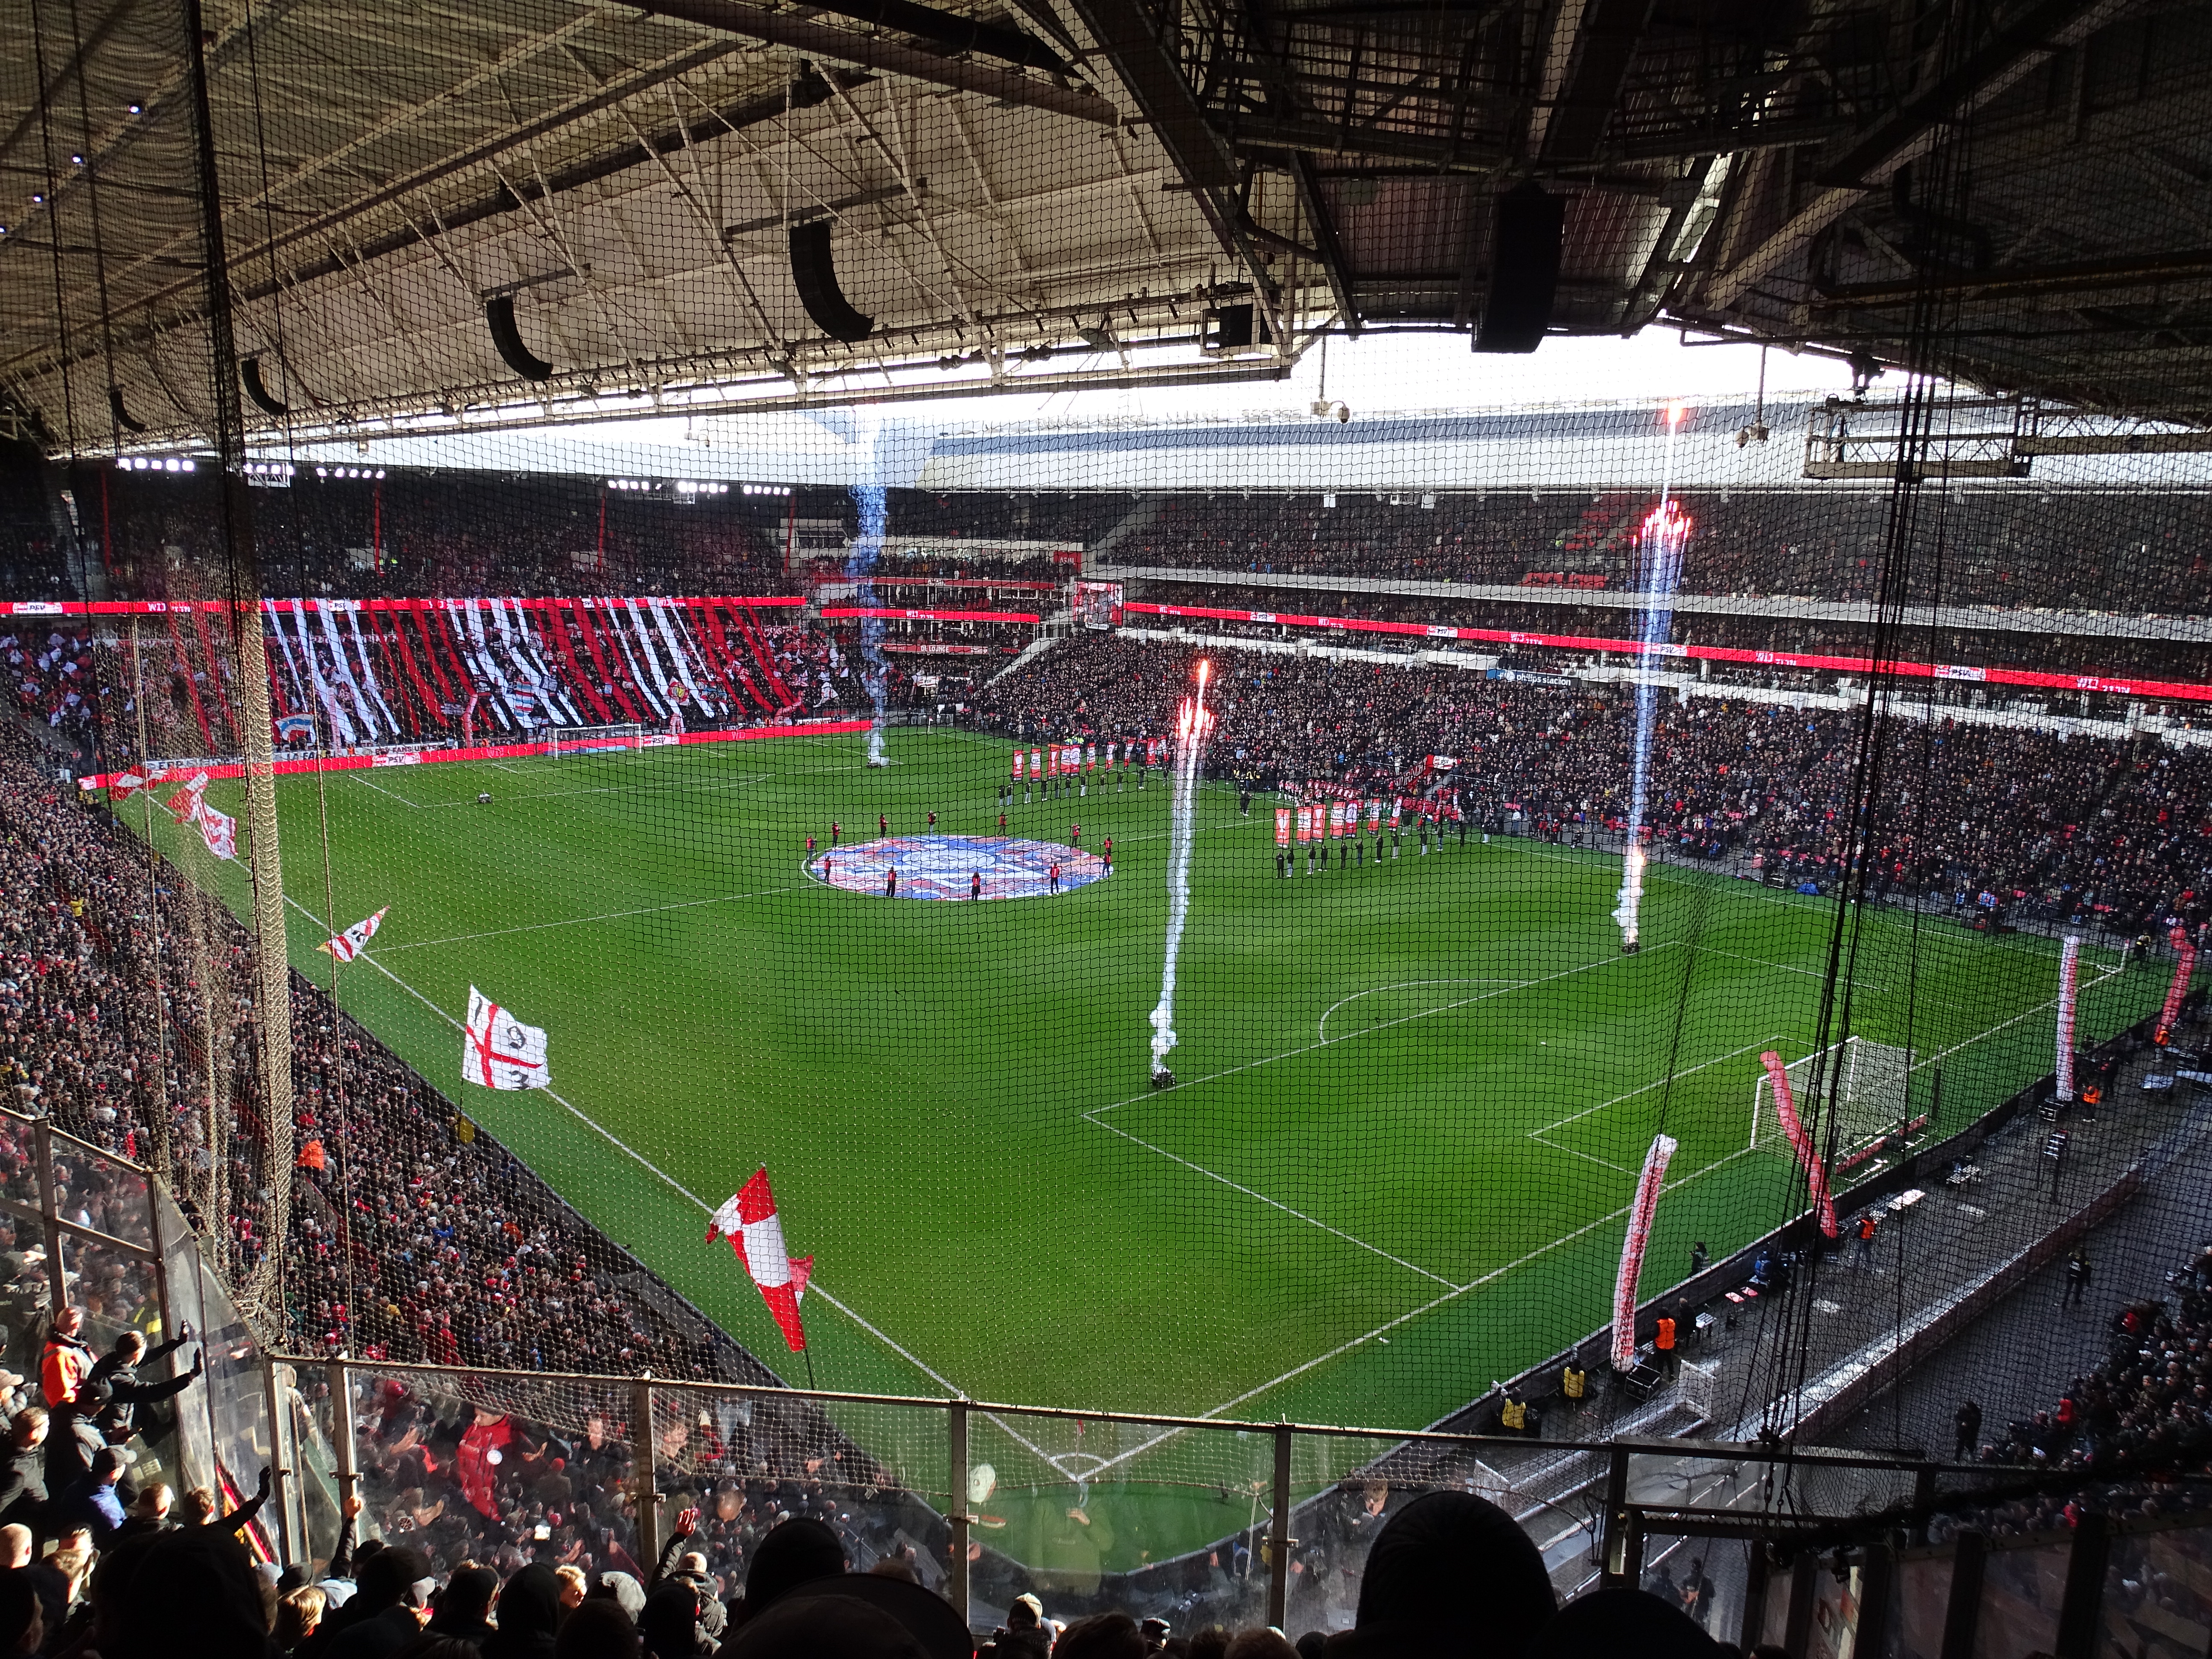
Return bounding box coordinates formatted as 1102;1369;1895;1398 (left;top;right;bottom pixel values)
126;103;142;115
70;154;84;166
30;194;43;205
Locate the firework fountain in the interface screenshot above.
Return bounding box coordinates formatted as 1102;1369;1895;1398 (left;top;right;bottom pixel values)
1612;403;1692;954
1149;659;1216;1086
848;417;891;765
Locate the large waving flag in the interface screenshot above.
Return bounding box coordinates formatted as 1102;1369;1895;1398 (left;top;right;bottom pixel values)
196;803;238;861
318;907;389;963
1611;1132;1678;1371
1760;1050;1839;1237
461;987;550;1090
165;771;211;824
707;1168;813;1351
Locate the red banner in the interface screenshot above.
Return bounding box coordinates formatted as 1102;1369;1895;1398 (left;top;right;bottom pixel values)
820;607;1040;623
77;720;873;790
1118;602;2212;704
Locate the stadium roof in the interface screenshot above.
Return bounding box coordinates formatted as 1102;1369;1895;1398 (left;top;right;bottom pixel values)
5;0;2210;454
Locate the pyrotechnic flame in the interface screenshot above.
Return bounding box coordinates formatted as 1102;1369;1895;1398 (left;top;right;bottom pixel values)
1149;661;1215;1073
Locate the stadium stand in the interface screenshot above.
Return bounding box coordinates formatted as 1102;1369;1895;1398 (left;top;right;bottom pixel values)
972;634;2212;941
12;0;2212;1644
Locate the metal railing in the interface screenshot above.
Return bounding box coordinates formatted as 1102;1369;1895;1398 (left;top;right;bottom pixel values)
6;1100;2207;1650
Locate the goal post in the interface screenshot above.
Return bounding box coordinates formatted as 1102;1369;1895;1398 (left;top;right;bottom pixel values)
1750;1036;1923;1170
549;722;644;756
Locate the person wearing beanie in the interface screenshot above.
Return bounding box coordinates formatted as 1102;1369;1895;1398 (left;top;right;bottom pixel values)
1521;1586;1724;1659
1322;1492;1555;1659
733;1516;845;1625
323;1543;434;1659
483;1562;564;1659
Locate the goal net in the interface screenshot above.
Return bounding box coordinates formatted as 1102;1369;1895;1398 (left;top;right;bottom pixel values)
549;723;644;756
1750;1036;1918;1168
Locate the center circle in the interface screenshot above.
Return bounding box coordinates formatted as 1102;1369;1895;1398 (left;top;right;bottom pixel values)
808;835;1109;900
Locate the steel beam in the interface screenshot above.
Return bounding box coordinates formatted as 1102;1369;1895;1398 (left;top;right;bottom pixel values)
1059;0;1284;337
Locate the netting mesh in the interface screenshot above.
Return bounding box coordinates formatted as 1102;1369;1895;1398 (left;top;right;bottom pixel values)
6;0;2212;1630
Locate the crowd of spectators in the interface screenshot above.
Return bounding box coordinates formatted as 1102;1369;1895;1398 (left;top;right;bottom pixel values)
1101;488;2212;614
1974;1244;2212;1487
0;1456;1773;1659
1122;577;2212;694
974;634;2212;938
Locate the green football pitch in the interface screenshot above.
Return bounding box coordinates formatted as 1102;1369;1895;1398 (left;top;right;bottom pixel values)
146;728;2156;1457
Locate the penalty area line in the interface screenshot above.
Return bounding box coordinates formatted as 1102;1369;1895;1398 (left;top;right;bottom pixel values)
1081;1113;1460;1289
1089;943;1674;1122
1079;1142;1765;1482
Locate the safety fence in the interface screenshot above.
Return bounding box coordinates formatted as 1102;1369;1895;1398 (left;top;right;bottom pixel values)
4;1096;2208;1648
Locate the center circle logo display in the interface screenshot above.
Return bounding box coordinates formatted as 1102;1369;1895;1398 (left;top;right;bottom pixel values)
809;835;1108;900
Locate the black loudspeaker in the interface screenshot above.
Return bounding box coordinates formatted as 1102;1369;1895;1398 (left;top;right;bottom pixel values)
108;387;148;434
1207;303;1272;354
1475;183;1565;353
789;221;874;343
486;296;555;381
239;356;290;415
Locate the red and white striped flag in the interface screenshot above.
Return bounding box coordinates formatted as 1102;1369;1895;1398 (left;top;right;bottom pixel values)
461;987;549;1090
2157;926;2197;1045
318;907;389;963
708;1168;813;1352
2055;935;2081;1099
1612;1132;1678;1371
1760;1050;1839;1237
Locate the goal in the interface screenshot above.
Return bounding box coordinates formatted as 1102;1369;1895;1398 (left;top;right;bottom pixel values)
549;723;644;756
1751;1036;1919;1167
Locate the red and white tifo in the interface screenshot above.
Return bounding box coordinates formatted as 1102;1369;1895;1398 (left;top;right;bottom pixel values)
709;1169;813;1352
809;834;1108;899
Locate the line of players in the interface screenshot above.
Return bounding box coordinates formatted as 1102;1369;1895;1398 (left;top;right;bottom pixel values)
1005;740;1157;805
1275;807;1474;876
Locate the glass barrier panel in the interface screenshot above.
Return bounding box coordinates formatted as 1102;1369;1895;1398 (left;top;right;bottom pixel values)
0;1115;44;1214
1971;1534;2067;1659
2098;1519;2212;1659
966;1409;1277;1637
342;1363;642;1583
49;1229;182;1493
650;1384;953;1612
1893;1549;1954;1659
0;1216;52;1391
196;1253;280;1560
49;1133;153;1252
278;1361;344;1568
1627;1447;1918;1524
57;1229;159;1353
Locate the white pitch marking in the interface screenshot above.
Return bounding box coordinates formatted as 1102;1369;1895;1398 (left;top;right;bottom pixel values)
373;888;801;952
1532;1034;1782;1136
279;892;1095;1484
353;777;423;809
1318;978;1529;1045
1075;1143;1766;1481
1083;1115;1460;1289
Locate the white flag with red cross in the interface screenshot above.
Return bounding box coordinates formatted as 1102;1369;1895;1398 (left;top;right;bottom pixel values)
707;1167;813;1352
460;987;549;1090
319;907;389;963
